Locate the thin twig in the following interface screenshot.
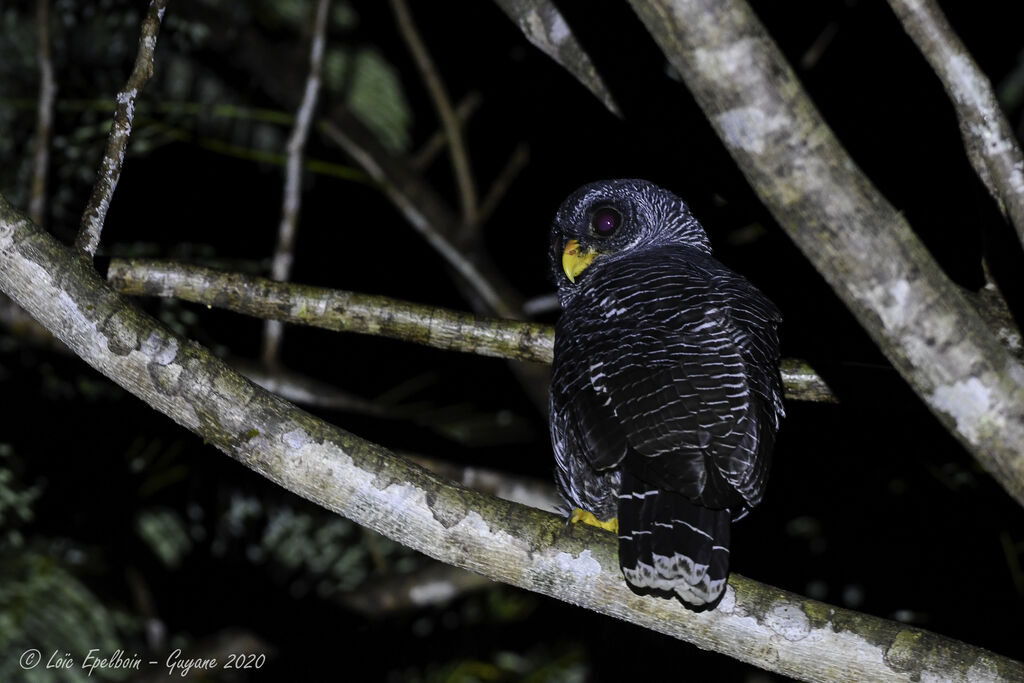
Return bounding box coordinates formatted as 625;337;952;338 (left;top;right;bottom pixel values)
320;116;521;318
410;92;482;171
263;0;331;365
477;142;530;226
887;0;1024;250
29;0;56;226
106;258;836;402
74;0;167;257
390;0;479;232
235;361;389;415
799;21;839;70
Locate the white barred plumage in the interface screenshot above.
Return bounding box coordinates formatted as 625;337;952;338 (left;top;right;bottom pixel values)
549;179;784;608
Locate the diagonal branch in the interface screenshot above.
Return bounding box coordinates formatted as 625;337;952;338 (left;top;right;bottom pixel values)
391;0;478;231
106;258;834;402
478;141;530;226
263;0;331;365
75;0;167;257
887;0;1024;250
320;111;550;414
411;92;482;171
629;0;1024;507
320;112;522;318
1;195;1020;683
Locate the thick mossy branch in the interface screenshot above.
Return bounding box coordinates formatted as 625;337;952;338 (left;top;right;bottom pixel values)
629;0;1024;507
107;258;834;402
3;198;1020;682
107;258;554;364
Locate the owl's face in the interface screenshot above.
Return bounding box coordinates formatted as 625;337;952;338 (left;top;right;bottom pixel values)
549;179;712;295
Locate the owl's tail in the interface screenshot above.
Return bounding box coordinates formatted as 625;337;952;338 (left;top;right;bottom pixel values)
617;471;731;608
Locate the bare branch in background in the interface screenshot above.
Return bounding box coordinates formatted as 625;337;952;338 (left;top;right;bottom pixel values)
106;258;836;402
263;0;331;365
195;11;549;410
478;142;531;226
411;92;482;171
2;196;1019;682
391;0;479;233
74;0;167;258
628;0;1024;507
887;0;1024;250
522;291;559;316
799;21;840;70
323;106;552;414
320;113;522;318
29;0;56;226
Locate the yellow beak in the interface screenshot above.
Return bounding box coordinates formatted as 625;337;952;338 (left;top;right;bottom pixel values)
562;239;598;283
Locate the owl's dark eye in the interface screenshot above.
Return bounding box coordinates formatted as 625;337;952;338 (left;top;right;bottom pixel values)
591;207;622;236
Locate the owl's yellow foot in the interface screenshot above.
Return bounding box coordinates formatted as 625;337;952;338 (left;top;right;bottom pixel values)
570;508;618;533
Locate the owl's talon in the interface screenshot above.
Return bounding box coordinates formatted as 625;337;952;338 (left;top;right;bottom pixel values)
570;508;618;533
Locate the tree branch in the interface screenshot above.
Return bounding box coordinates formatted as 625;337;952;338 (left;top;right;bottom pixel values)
391;0;479;230
107;258;553;363
319;110;552;414
477;141;530;226
29;0;56;226
106;258;835;403
410;92;482;171
263;0;331;365
887;0;1024;250
2;196;1020;682
74;0;167;258
628;0;1024;507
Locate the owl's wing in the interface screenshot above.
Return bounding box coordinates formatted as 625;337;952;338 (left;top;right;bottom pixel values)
555;253;782;509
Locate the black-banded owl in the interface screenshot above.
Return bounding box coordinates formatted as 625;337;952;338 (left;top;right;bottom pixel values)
548;179;784;608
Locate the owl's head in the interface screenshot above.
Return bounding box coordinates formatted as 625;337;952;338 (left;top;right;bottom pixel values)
549;179;711;292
